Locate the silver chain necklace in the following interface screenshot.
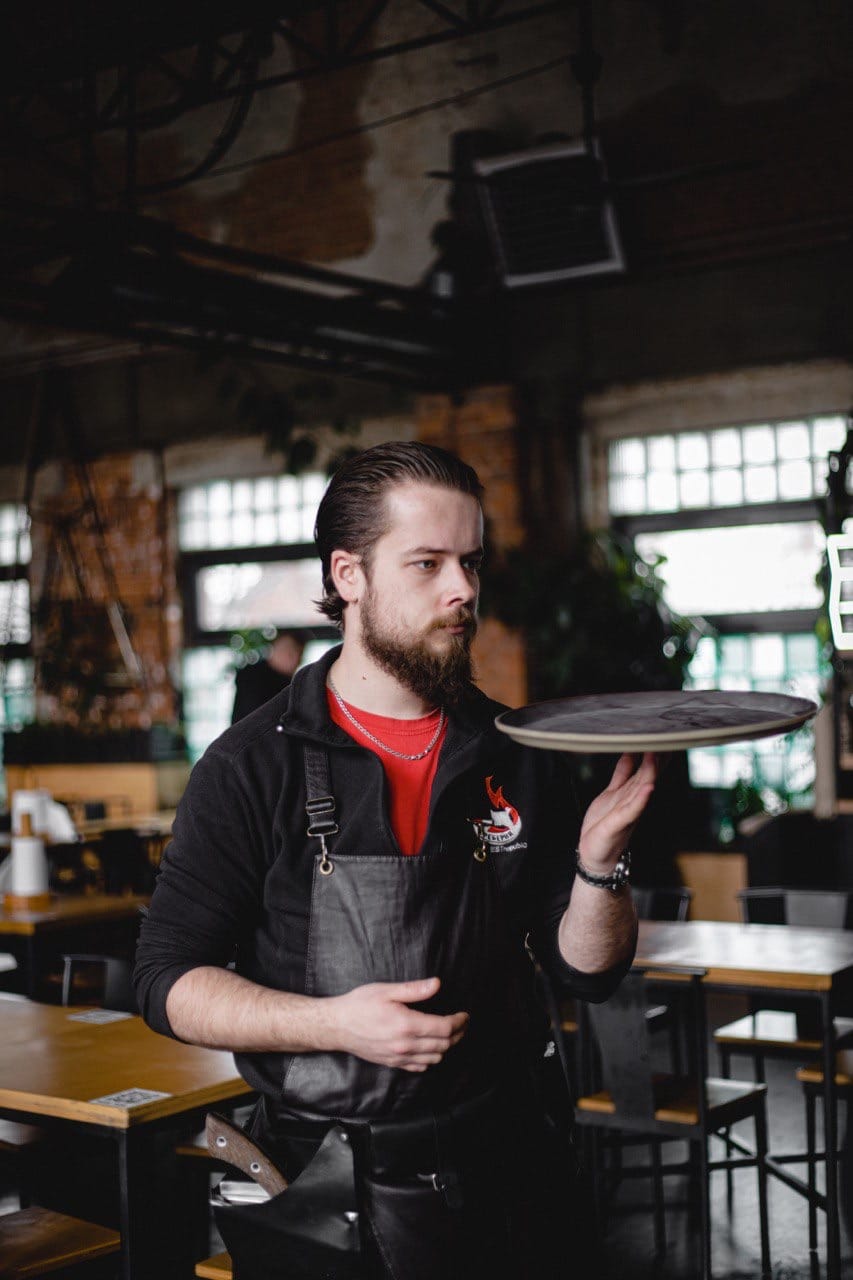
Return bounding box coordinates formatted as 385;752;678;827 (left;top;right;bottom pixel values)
328;675;446;762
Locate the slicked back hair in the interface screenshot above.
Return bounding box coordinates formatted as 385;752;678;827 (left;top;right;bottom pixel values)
314;441;484;628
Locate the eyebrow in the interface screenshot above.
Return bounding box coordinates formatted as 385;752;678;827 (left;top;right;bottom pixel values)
405;545;484;557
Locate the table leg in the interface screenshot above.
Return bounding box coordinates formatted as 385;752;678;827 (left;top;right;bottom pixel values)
117;1129;172;1280
820;991;840;1280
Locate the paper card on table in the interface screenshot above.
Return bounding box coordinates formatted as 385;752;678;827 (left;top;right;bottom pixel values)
89;1088;172;1107
67;1010;134;1024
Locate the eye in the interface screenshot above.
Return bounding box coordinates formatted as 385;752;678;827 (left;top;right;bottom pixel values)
463;557;483;573
414;559;436;571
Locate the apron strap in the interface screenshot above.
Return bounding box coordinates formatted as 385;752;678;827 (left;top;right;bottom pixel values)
303;745;339;868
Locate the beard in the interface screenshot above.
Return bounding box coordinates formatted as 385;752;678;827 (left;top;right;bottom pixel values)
360;587;477;707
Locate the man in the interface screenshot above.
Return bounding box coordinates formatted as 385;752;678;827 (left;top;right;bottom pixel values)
134;442;656;1279
231;630;305;724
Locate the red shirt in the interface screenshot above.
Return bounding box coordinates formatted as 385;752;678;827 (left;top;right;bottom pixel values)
326;688;447;856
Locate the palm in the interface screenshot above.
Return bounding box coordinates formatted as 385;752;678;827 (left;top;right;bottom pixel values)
579;753;658;869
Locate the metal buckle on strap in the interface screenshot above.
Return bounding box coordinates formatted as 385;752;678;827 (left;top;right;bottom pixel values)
305;795;339;838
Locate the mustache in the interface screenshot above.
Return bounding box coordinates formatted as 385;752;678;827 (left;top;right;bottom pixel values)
429;610;478;635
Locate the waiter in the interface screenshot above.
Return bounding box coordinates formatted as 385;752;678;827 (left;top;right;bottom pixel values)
134;441;656;1278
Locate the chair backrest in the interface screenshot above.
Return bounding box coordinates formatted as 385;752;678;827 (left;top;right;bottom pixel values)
98;828;154;895
582;967;708;1128
60;953;137;1013
784;890;852;928
738;887;852;928
632;886;693;922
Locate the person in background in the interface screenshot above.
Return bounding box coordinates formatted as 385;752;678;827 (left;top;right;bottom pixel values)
135;441;656;1279
230;630;305;724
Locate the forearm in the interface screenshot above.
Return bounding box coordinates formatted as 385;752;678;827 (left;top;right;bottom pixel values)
165;967;338;1052
557;879;637;973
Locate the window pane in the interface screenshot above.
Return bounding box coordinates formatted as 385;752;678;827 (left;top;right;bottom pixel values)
777;460;812;500
0;506;30;566
0;581;30;644
743;426;775;464
744;465;777;503
0;658;34;730
710;429;742;467
679;471;710;508
711;469;743;506
677;433;709;470
609;476;646;514
777;422;810;460
647;472;678;511
750;633;786;678
648;436;675;470
196;560;323;631
635;521;824;616
609;438;646;477
813;416;847;458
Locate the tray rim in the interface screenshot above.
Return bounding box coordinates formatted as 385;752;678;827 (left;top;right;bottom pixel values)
494;691;818;754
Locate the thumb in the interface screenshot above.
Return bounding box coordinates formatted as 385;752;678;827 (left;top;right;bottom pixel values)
387;976;441;1004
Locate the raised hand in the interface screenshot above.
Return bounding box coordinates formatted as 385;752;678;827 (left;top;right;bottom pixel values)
328;976;469;1072
578;752;658;873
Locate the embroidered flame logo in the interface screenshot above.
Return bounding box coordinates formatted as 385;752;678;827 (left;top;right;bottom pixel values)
485;776;519;828
478;775;522;847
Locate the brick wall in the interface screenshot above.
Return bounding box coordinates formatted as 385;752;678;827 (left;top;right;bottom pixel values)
29;453;179;730
416;384;528;708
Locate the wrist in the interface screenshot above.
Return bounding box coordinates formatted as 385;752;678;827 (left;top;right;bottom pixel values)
574;848;632;892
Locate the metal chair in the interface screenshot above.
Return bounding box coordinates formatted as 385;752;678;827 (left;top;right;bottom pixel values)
60;954;137;1013
631;885;692;922
547;886;695;1092
574;967;772;1280
795;1049;853;1262
714;889;853;1082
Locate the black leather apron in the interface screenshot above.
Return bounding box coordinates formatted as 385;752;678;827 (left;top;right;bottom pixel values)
238;745;583;1280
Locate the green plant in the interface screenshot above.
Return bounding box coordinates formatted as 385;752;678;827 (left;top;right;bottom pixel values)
480;530;705;701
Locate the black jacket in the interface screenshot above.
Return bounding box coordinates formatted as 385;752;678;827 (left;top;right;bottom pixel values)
134;646;633;1099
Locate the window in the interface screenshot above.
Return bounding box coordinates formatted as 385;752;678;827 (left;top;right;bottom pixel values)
0;505;34;798
609;416;846;516
607;416;844;807
178;474;338;758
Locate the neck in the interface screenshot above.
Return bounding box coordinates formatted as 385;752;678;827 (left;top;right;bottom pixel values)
329;643;436;719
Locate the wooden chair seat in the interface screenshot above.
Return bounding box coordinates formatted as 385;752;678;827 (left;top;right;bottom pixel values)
576;1075;767;1127
796;1049;853;1088
0;1207;120;1278
195;1253;233;1279
715;1011;853;1055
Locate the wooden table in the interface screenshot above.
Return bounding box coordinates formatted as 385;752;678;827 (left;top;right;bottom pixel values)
0;999;253;1280
636;919;853;1279
0;895;148;999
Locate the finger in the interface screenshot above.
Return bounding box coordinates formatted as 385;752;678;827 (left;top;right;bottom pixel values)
407;1035;463;1054
400;1052;444;1067
385;977;441;1004
405;1010;469;1037
606;753;637;791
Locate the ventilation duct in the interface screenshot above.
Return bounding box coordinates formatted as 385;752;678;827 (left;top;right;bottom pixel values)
473;140;624;288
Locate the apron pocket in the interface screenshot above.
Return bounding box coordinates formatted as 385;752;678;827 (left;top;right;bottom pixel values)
363;1174;459;1280
212;1124;362;1280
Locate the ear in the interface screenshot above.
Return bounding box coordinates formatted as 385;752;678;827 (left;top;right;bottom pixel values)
330;549;365;605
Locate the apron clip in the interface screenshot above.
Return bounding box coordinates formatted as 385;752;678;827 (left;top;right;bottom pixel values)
306;795;339;876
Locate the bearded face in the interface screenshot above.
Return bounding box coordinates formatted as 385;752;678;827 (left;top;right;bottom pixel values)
359;576;477;706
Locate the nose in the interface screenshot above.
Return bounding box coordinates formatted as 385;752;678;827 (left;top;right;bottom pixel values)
444;560;478;608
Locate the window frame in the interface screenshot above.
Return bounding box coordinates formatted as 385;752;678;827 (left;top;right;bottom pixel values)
180;543;339;648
